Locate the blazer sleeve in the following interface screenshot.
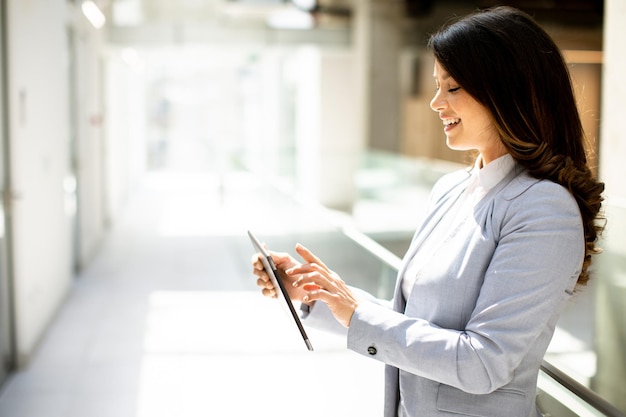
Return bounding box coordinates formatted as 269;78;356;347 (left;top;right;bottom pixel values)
346;179;584;394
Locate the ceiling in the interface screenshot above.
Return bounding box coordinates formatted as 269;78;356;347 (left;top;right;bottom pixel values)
100;0;603;25
98;0;603;49
102;0;353;27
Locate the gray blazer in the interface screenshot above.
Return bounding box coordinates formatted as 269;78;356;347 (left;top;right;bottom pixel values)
305;163;584;417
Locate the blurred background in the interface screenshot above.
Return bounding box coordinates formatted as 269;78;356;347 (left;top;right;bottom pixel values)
0;0;624;416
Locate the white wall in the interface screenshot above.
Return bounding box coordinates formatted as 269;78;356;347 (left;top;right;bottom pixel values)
596;0;626;410
5;0;109;365
600;0;626;201
104;52;145;224
292;47;361;211
72;6;107;268
240;46;361;211
6;0;73;364
317;50;360;210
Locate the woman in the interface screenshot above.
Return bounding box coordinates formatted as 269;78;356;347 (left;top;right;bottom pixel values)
252;6;604;417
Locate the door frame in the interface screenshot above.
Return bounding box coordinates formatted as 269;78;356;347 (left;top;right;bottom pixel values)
0;0;17;385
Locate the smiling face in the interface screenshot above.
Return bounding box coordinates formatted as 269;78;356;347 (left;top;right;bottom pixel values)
430;60;506;165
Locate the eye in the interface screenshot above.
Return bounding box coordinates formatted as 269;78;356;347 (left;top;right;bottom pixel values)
449;87;461;93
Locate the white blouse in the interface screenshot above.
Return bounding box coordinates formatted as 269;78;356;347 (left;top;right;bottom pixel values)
401;153;516;300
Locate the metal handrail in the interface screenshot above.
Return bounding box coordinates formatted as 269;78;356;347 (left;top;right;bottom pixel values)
540;360;626;417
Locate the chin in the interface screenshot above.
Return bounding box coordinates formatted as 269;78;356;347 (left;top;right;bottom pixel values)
445;139;465;151
446;138;474;152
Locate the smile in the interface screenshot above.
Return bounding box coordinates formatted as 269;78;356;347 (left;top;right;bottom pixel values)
442;118;461;126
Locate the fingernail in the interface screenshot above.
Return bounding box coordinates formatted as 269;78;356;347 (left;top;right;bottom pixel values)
292;280;299;287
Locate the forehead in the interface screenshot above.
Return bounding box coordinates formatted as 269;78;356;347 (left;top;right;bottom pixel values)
433;61;451;79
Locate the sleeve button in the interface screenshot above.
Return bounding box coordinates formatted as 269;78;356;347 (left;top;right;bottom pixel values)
367;346;377;355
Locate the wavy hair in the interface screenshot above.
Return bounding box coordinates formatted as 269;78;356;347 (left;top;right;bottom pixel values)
428;6;605;286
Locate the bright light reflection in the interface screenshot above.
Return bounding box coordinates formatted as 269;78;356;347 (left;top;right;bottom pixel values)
147;172;335;238
266;9;314;30
81;1;106;29
121;48;144;71
135;291;382;417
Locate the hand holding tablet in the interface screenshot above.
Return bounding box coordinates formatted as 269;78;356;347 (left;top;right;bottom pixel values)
248;230;314;351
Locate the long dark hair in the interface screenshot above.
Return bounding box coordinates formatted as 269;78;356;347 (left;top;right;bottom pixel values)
428;6;604;286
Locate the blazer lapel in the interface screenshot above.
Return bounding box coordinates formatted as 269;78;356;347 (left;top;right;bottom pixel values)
392;178;470;312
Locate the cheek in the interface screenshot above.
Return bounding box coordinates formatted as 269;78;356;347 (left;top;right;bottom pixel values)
477;115;498;135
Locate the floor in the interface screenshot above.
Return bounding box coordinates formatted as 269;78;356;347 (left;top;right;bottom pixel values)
0;171;384;417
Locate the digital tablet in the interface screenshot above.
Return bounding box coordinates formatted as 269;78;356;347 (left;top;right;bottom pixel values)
248;230;314;351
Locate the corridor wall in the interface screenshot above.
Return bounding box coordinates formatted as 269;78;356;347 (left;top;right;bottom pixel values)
5;0;73;366
4;0;108;366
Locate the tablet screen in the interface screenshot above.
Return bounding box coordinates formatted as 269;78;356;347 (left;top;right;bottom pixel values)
248;230;314;351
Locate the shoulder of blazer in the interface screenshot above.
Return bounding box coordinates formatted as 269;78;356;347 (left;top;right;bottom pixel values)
499;166;571;203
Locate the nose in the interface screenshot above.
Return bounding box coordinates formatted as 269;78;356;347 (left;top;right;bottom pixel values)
430;89;446;112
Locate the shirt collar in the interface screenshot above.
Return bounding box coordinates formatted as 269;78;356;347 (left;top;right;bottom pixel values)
471;153;515;193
